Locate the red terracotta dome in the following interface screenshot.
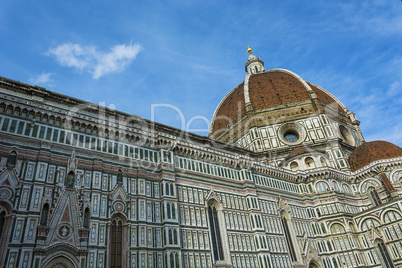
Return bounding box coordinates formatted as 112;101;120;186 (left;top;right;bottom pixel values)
348;141;402;171
210;69;345;138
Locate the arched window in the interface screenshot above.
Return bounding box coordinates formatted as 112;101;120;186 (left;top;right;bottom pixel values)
305;157;315;168
330;223;346;234
117;169;123;184
175;253;179;268
173;229;177;245
83;207;90;228
66;171;75;188
172;204;176;219
342;184;352;194
316;181;329;193
281;215;297;262
170;184;174;196
167;203;171;219
40;203;49;226
111;218;123;268
208;204;224;261
332;257;339;268
376;240;394;268
165;183;169;195
320;157;327;167
170;253;174;268
6;151;17;169
339;125;355;146
368;187;382;206
169;229;173;244
290;161;299;171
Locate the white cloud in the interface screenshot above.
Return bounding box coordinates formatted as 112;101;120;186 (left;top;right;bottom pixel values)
30;72;54;85
48;43;141;79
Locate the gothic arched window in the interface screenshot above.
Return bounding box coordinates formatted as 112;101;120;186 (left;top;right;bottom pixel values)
66;171;75;188
170;184;174;196
281;215;297;262
305;157;315;168
165;183;169;196
170;253;174;268
117;169;123;184
173;229;178;244
175;253;179;268
6;151;17;169
169;229;173;244
332;257;339;268
208;205;224;261
40;203;49;226
368;187;382;206
83;207;90;228
171;204;176;219
111;218;123;268
376;240;394;268
167;203;171;219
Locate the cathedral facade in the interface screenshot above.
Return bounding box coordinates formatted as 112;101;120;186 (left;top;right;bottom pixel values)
0;49;402;268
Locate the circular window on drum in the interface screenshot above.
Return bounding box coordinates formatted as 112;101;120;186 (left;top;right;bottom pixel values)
339;125;355;146
284;131;299;143
290;161;299;171
278;123;306;145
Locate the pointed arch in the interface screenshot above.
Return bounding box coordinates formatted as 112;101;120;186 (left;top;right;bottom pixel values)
6;151;17;169
367;186;382;206
117;169;123;185
66;171;75;188
170;252;174;267
170;183;174;196
208;202;224;261
309;259;321;268
374;239;394;268
83;207;90;228
110;216;124;268
40;203;50;226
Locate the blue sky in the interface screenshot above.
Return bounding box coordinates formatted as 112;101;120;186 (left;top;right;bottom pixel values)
1;0;401;146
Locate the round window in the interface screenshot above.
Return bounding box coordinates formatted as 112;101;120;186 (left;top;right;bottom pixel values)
284;131;299;143
339;125;355;146
278;122;306;145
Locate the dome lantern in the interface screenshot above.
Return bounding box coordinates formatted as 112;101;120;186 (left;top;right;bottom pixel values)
245;46;265;74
